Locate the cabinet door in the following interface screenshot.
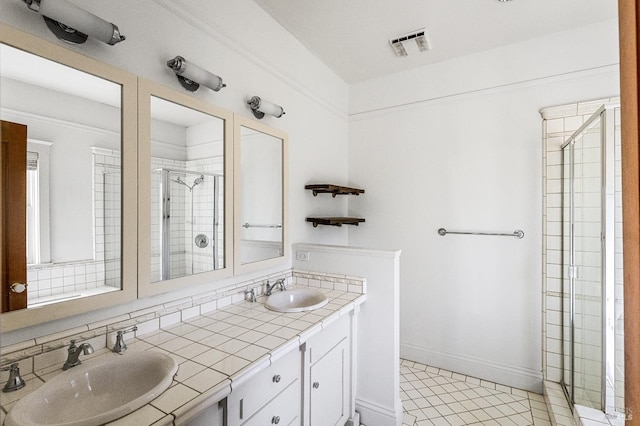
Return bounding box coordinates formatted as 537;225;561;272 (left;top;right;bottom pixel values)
309;338;349;426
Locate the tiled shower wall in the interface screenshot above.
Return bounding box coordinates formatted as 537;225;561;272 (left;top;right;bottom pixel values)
99;149;122;288
541;97;623;412
188;157;224;274
27;148;121;301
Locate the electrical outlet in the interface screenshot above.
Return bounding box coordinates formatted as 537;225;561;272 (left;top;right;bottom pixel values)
296;251;310;261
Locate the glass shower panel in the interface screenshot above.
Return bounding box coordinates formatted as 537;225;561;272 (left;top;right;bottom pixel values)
150;168;221;281
561;105;624;416
169;172;188;279
572;117;603;408
562;143;573;402
613;108;624;413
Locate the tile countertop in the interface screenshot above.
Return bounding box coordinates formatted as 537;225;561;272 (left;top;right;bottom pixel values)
0;285;366;426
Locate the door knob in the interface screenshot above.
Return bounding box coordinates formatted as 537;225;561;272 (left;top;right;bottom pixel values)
9;283;27;293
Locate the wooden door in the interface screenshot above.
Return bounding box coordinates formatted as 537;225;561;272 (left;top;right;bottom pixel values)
1;120;28;312
618;0;640;421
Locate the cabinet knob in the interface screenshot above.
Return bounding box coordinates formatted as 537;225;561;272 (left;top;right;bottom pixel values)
272;374;281;383
313;381;320;389
272;416;281;424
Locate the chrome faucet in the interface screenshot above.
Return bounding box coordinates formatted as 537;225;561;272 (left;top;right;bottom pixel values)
112;326;138;353
1;363;25;392
62;340;94;370
264;278;287;296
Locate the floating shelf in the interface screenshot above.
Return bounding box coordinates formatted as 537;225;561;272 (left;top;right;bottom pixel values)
306;217;365;228
305;184;365;197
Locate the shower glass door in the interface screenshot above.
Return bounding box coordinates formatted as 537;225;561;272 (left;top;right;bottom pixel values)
575;112;603;408
561;105;624;415
151;168;221;282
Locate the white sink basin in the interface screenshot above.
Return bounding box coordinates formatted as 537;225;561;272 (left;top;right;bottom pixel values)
265;288;329;313
5;351;178;426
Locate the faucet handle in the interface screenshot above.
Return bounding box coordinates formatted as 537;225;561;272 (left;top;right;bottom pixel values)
276;278;287;291
244;288;257;302
119;325;138;335
112;326;138;353
1;363;26;393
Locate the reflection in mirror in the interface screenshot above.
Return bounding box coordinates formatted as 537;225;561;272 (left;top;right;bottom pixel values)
0;43;123;310
239;126;284;265
150;96;225;282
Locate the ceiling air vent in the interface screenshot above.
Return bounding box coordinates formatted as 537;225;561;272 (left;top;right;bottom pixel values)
389;28;430;57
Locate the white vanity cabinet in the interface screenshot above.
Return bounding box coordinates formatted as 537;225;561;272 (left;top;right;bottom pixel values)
225;308;357;426
302;314;354;426
227;348;302;426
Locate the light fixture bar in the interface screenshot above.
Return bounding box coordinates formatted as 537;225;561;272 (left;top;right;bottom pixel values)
23;0;125;45
166;56;226;92
247;96;285;119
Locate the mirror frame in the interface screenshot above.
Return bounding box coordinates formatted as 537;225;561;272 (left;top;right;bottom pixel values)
137;79;234;297
0;25;138;332
233;114;289;274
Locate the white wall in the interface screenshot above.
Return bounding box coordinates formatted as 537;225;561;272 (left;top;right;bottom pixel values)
347;19;620;392
293;243;403;426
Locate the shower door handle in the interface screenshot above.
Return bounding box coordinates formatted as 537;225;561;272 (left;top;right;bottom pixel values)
568;266;579;279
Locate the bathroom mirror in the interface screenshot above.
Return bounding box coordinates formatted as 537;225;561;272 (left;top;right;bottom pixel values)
0;25;137;331
138;79;233;297
234;115;288;273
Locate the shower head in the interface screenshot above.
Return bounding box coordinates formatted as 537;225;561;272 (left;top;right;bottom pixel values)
193;175;204;186
172;175;204;192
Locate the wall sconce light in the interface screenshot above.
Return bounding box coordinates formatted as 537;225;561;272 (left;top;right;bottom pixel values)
247;96;285;119
166;56;226;92
22;0;125;45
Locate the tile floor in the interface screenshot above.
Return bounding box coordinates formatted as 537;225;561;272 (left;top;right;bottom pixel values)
400;360;552;426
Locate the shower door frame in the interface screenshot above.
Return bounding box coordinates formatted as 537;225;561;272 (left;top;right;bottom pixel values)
560;104;620;414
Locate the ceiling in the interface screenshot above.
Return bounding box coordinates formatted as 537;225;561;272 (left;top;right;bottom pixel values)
251;0;618;83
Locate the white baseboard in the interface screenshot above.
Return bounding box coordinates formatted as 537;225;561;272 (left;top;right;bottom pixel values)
355;397;403;426
400;342;543;394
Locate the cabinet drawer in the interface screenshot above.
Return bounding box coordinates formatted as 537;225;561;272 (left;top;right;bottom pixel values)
227;347;301;424
242;379;301;426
